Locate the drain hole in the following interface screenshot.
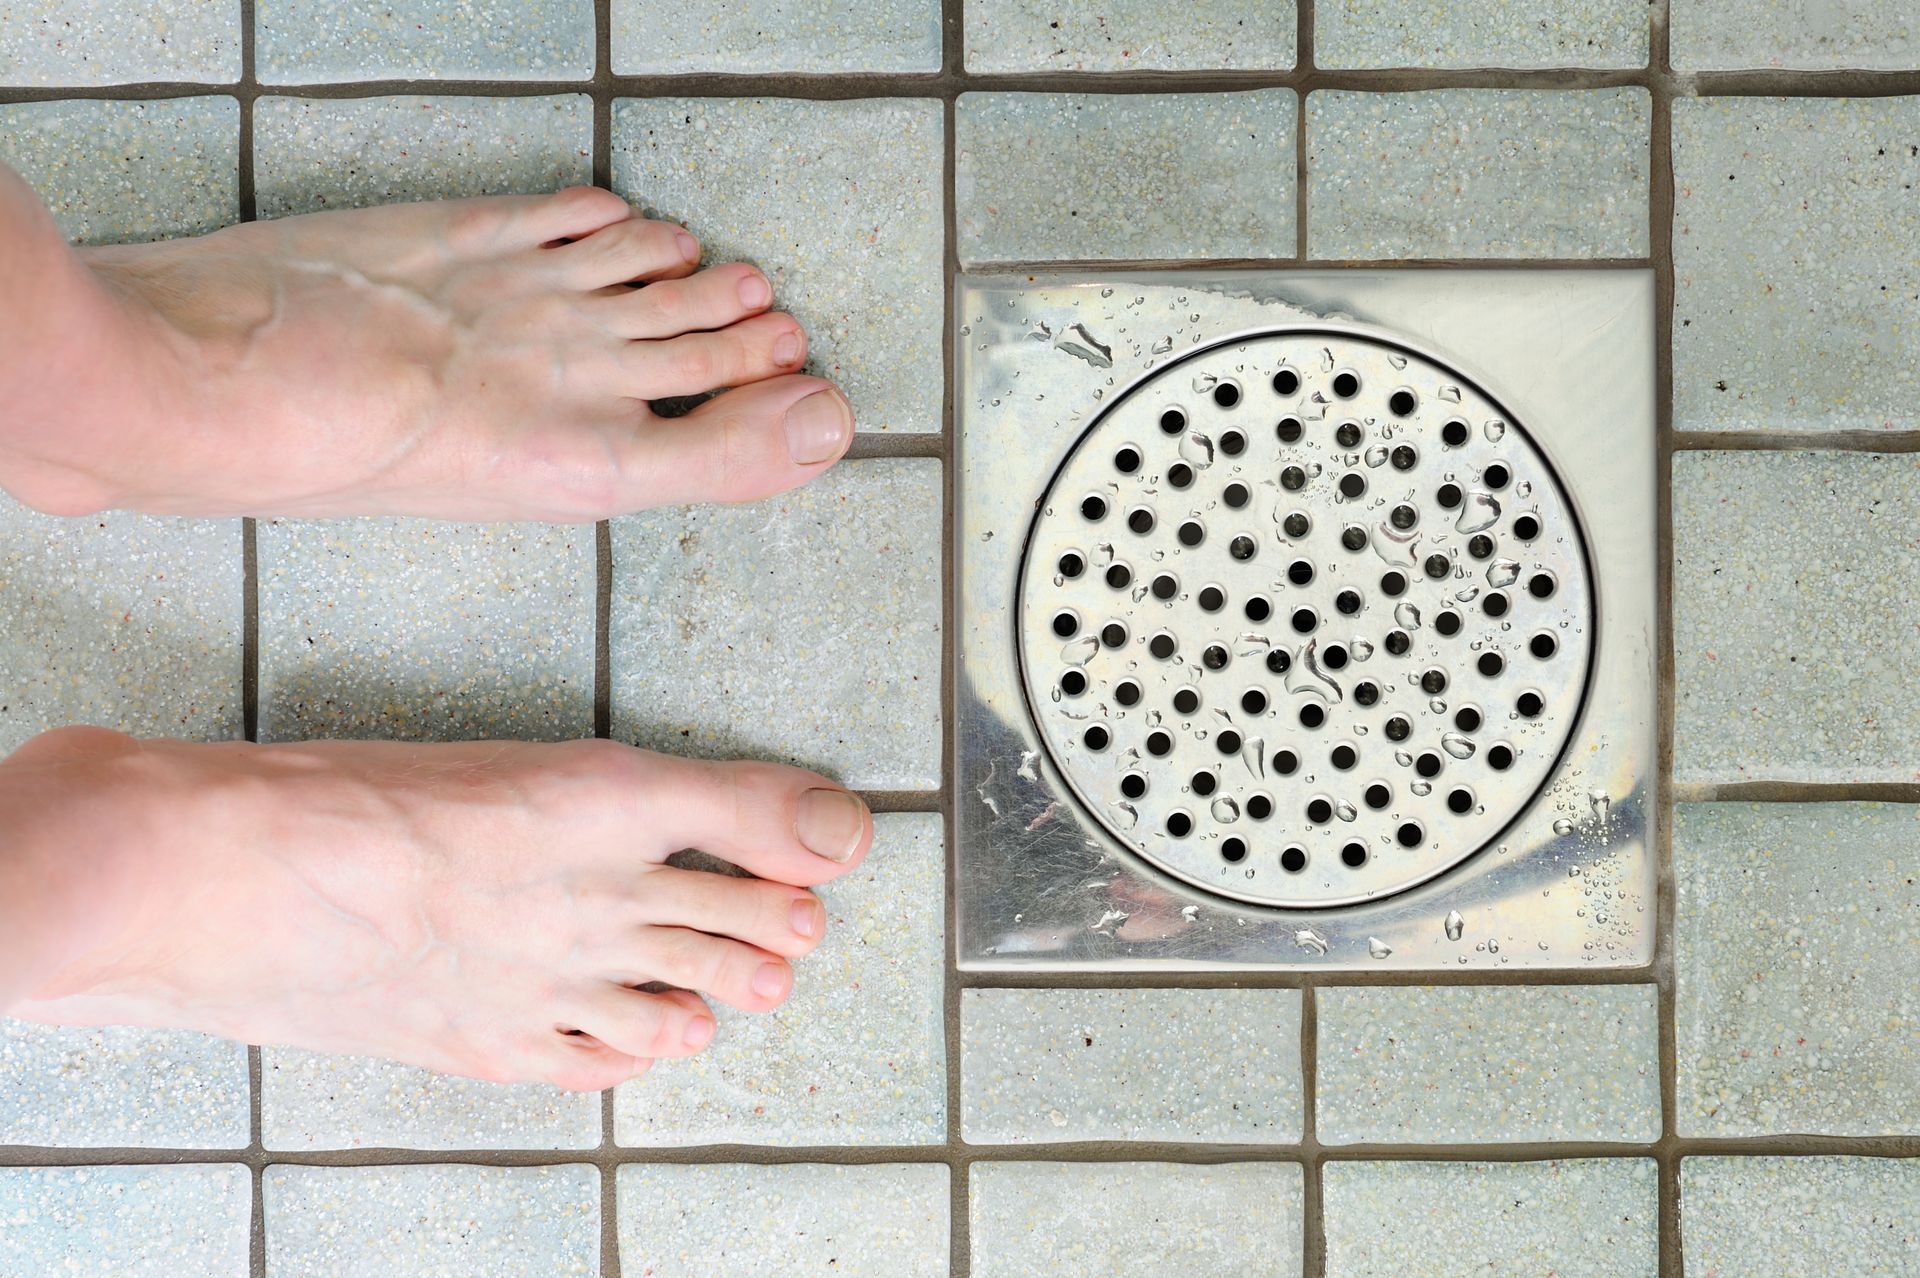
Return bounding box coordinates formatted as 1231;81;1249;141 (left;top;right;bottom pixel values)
1484;462;1511;489
1292;607;1319;634
1115;679;1142;706
1330;743;1357;770
1114;446;1141;474
1389;388;1417;416
1213;381;1241;409
1198;583;1225;610
1221;836;1247;863
1147;730;1174;756
1202;643;1230;670
1531;632;1559;660
1468;534;1495;560
1151;573;1179;600
1447;787;1475;815
1128;507;1155;535
1415;752;1442;778
1335;589;1362;616
1120;772;1148;799
1274;368;1300;396
1288;559;1315;586
1299;703;1327;730
1241;689;1268;715
1391;444;1419;471
1149;632;1177;659
1341;841;1369;868
1280;845;1307;873
1265;648;1290;675
1172;687;1201;715
1058;551;1085;579
1364;782;1391;809
1273;748;1300;775
1169;463;1194;488
1223;433;1248;461
1283;511;1311;538
1281;465;1306;490
1354;680;1380;706
1223;481;1250;507
1278;416;1304;444
1245;596;1273;622
1484;592;1511;618
1052;610;1079;638
1335;421;1363;448
1514;514;1541;541
1229;534;1258;561
1454;705;1482;732
1247;794;1273;820
1060;669;1088;696
1191;770;1217;796
1488;743;1514;770
1478;651;1505;677
1420;668;1449;695
1396;821;1424;848
1436;610;1462;636
1341;524;1368;552
1105;563;1132;589
1441;420;1469;447
1436;483;1462;509
1384;715;1411;742
1084;725;1109;751
1081;494;1108;520
1101;622;1128;649
1306;797;1333;823
1390;503;1417;530
1384;630;1412;656
1380;570;1408;597
1517;690;1545;718
1332;371;1360;398
1167;810;1193;837
1160;409;1186;435
1323;644;1350;670
1217;730;1243;755
1339;472;1367;499
1529;572;1558;599
1424;554;1451;581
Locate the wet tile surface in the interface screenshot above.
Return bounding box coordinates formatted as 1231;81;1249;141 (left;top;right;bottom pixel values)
264;1164;599;1276
1307;89;1650;258
956;90;1296;264
970;1161;1303;1278
0;502;242;753
609;461;941;789
1682;1157;1920;1276
0;1165;251;1275
613;0;940;73
611;97;943;435
254;95;592;217
1673;453;1920;783
1674;803;1920;1137
0;1022;248;1148
257;518;595;743
618;1164;949;1277
1317;0;1648;68
0;0;239;85
262;1050;599;1151
1323;1159;1659;1277
1671;0;1920;70
964;0;1295;71
961;988;1302;1144
614;814;945;1146
1672;97;1920;432
257;0;594;83
0;97;238;245
1316;984;1661;1143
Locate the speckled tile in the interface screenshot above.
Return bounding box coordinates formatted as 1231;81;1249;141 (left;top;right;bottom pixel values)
1316;984;1660;1144
0;1021;247;1148
961;988;1302;1144
956;91;1296;265
1672;97;1920;433
1673;453;1920;783
970;1162;1303;1278
613;0;940;73
963;0;1295;72
264;1164;598;1277
254;94;591;217
1674;803;1919;1137
257;518;594;743
0;501;242;753
1683;1157;1919;1276
0;1165;250;1276
618;1164;949;1277
256;0;593;84
1306;89;1649;259
610;97;942;435
614;813;944;1146
1318;0;1646;68
0;97;237;245
261;1049;598;1151
0;0;239;86
1673;1;1919;70
609;460;940;789
1323;1160;1659;1277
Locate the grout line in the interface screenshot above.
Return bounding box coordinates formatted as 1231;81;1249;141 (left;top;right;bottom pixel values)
1294;0;1312;262
956;965;1663;989
593;521;613;741
1298;983;1324;1277
957;256;1655;273
1673;779;1920;803
1674;430;1920;452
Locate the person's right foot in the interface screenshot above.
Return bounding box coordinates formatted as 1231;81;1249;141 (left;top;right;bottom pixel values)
0;728;872;1089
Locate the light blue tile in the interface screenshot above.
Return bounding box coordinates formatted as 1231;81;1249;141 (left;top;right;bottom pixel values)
257;0;594;84
1672;97;1920;432
1306;89;1649;258
0;1020;249;1147
1672;0;1920;70
0;1165;251;1275
613;0;941;73
1317;0;1647;69
0;97;238;244
1683;1157;1920;1276
956;90;1297;264
965;0;1295;72
611;97;944;435
0;0;240;86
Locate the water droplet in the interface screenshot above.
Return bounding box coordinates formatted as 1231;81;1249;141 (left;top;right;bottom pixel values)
1487;558;1521;589
1026;320;1053;343
1061;636;1099;666
1368;937;1394;959
1192;372;1218;394
1112;801;1138;830
1589;790;1612;822
1394;750;1413;767
1335;800;1358;823
1244;737;1266;778
1394;601;1422;629
1444;910;1465;941
1515;480;1533;498
1483;419;1506;443
1486;938;1501;954
1553;818;1576;836
1456;492;1502;534
1364;444;1389;468
1350;639;1375;661
1180;432;1215;467
1055;323;1112;368
1437;385;1462;403
1151;335;1173;355
1295;928;1330;955
1411;780;1432;796
1453;585;1480;603
1237;633;1273;658
1319;348;1336;372
1211;797;1241;823
1441;732;1476;760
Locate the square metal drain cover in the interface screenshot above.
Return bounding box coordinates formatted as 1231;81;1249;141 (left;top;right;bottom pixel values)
955;271;1656;970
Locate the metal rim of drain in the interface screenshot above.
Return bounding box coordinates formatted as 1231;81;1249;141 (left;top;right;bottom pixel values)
1015;328;1596;909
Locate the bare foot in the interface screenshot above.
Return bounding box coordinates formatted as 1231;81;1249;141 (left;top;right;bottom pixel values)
0;169;854;520
0;728;872;1089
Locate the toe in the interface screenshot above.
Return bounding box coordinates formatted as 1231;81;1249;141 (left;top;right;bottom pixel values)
599;262;772;340
571;984;716;1059
625;926;794;1013
540;1034;652;1091
607;374;854;510
631;865;825;959
617;312;807;400
631;754;874;889
550;214;699;287
519;185;635;246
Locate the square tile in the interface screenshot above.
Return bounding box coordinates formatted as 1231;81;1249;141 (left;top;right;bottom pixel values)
256;0;594;84
1316;0;1647;69
1315;984;1661;1144
261;1048;598;1150
254;95;592;217
0;97;238;245
956;91;1297;264
618;1164;949;1277
611;97;943;435
1674;803;1920;1136
1673;452;1920;783
1323;1159;1658;1277
1672;97;1920;433
0;1165;250;1275
264;1164;599;1277
0;0;239;86
964;0;1295;71
1672;1;1920;70
0;501;242;753
1306;89;1650;259
0;1020;248;1147
961;988;1302;1144
970;1161;1303;1278
609;460;941;790
613;813;945;1146
1682;1157;1920;1275
613;0;941;73
257;518;594;743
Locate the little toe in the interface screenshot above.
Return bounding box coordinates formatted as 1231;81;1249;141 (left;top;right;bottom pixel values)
551;213;700;288
572;984;716;1060
600;263;772;340
626;926;794;1013
617;312;807;401
540;1034;652;1091
633;754;874;889
633;865;825;959
519;185;635;247
606;374;853;510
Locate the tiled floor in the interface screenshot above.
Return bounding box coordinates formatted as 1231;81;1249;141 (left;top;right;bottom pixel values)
1;2;1918;1276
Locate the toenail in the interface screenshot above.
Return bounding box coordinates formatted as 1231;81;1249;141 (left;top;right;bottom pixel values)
773;330;802;366
683;1015;715;1050
795;788;867;862
791;897;824;939
738;272;772;309
783;388;853;467
675;231;699;263
752;963;790;1001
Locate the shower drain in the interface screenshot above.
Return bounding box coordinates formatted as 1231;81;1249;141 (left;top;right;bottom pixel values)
1017;331;1594;908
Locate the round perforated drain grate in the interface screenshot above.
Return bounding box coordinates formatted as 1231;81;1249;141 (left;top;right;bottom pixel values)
1017;330;1594;908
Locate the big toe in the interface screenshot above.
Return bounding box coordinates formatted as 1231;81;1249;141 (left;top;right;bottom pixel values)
637;754;874;888
611;375;854;510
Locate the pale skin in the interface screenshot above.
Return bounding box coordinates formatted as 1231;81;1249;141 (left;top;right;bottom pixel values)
0;164;872;1089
